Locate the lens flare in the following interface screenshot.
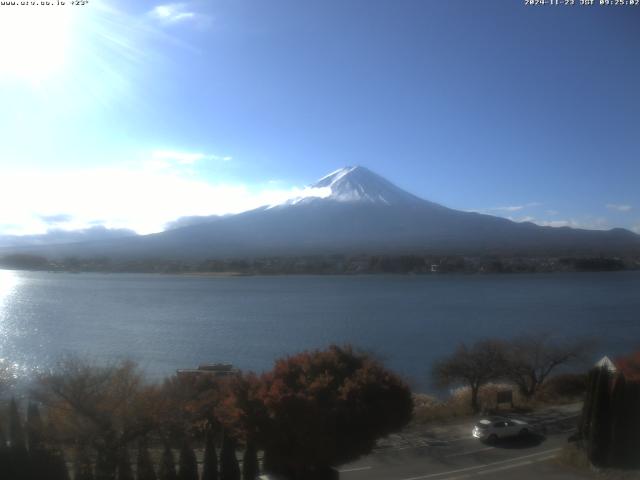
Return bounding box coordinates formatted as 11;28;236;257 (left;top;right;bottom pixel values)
0;5;75;82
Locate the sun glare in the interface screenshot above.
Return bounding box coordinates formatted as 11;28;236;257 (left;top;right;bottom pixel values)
0;270;19;333
0;5;75;81
0;270;19;301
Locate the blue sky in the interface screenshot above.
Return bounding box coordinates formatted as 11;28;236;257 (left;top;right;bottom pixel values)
0;0;638;235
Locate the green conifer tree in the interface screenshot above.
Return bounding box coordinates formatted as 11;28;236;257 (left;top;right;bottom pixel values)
136;439;157;480
219;431;240;480
608;373;627;467
615;381;640;468
9;398;26;451
0;424;6;449
587;367;612;467
26;403;44;453
578;368;598;444
201;430;218;480
0;425;10;480
49;448;71;480
158;444;178;480
26;402;49;480
117;447;135;480
95;445;118;480
74;446;95;480
95;449;111;480
7;398;29;480
178;440;199;480
628;383;640;468
241;442;258;480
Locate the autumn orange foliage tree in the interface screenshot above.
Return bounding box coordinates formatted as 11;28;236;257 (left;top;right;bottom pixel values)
29;347;412;480
33;358;158;479
258;345;413;479
216;373;266;440
155;372;224;441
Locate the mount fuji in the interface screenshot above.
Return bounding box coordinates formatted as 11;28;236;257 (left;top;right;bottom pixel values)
303;165;427;205
8;166;640;260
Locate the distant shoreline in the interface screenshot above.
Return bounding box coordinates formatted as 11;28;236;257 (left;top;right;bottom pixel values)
1;252;639;276
2;268;640;279
178;271;251;277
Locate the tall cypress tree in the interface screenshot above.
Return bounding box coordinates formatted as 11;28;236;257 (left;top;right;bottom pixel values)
117;447;135;480
587;367;612;467
617;382;640;469
9;398;26;452
578;368;599;445
178;440;199;480
136;439;157;480
158;444;178;480
219;431;240;480
96;449;112;480
0;425;10;480
95;444;118;480
608;373;627;467
26;403;44;453
241;441;259;480
201;430;218;480
7;398;29;480
0;424;6;449
629;383;640;468
27;402;50;480
49;448;71;480
74;446;95;480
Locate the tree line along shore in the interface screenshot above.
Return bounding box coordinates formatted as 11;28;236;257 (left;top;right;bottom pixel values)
1;253;638;275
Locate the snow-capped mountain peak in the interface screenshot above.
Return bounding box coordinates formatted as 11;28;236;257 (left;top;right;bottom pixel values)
266;166;436;209
269;165;423;208
310;166;422;205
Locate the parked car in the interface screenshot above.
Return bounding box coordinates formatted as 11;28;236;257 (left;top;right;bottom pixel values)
472;417;531;443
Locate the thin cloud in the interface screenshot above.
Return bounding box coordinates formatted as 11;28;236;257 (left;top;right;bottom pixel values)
534;217;609;230
535;219;577;228
489;202;541;212
266;186;332;209
606;203;632;212
502;213;612;231
459;205;619;232
39;213;73;224
151;150;232;166
494;206;524;212
143;150;233;174
148;3;209;27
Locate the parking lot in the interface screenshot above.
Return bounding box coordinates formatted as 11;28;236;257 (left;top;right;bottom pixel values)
338;404;590;480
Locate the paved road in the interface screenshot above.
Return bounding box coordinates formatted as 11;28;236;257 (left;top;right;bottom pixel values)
337;405;590;480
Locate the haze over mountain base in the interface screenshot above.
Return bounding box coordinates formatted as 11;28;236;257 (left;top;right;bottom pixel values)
2;167;639;267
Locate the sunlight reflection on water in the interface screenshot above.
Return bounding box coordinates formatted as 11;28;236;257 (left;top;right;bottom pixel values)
0;269;31;383
0;269;19;327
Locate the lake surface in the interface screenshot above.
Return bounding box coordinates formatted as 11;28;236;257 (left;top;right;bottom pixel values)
1;270;639;392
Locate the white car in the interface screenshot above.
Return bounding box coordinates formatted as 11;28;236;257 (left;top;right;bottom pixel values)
472;417;531;443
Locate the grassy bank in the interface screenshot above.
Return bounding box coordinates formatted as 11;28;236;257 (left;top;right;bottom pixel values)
412;376;586;425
